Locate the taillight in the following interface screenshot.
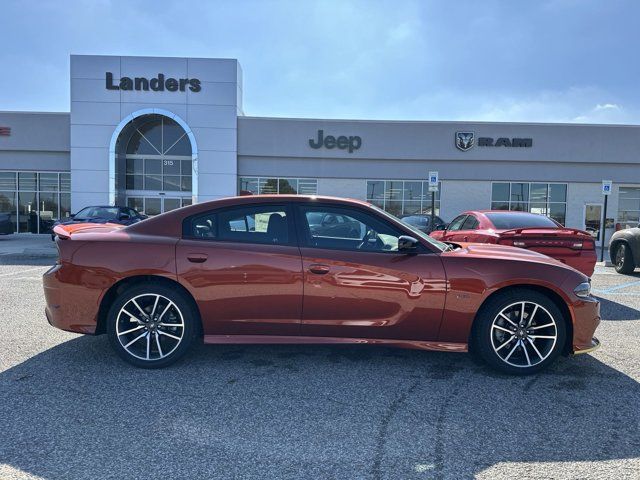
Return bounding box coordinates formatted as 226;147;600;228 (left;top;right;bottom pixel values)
571;240;595;250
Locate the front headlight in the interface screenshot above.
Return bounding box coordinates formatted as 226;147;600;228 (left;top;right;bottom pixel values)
574;281;591;298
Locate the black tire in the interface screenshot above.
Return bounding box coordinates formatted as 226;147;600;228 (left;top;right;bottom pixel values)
471;288;567;375
106;283;198;368
613;242;635;274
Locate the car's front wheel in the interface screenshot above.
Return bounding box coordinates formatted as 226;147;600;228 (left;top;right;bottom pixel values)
106;283;198;368
472;289;567;375
613;242;635;274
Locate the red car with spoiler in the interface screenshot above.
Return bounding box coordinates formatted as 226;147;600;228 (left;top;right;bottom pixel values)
430;211;597;277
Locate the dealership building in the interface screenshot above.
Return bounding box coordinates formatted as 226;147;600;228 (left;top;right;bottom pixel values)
1;54;639;243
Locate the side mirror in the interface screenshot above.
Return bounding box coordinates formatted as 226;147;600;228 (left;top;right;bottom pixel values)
119;213;131;220
434;223;447;231
398;235;419;252
69;213;76;218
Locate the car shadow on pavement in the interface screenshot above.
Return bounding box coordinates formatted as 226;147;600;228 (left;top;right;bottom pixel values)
595;295;640;321
1;336;638;479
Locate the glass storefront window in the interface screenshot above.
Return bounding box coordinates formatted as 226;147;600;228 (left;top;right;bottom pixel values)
618;187;640;228
298;179;317;195
238;177;318;196
60;193;71;219
38;191;59;233
491;182;567;225
278;178;298;194
549;184;567;203
144;198;162;216
0;190;17;234
39;173;59;192
0;172;70;233
121;116;193;213
491;183;509;202
366;181;385;202
18;191;38;233
60;173;71;192
18;172;37;191
0;172;17;190
366;180;441;216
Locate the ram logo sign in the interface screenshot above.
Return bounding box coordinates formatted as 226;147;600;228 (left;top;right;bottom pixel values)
455;131;475;151
456;131;533;150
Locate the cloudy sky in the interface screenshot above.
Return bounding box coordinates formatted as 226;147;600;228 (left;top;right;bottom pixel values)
0;0;638;123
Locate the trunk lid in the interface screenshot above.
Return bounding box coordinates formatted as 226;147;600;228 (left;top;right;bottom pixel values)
496;227;595;256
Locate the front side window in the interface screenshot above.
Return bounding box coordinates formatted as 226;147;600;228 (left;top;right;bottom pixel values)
299;205;408;253
448;215;468;231
184;205;290;245
461;215;479;230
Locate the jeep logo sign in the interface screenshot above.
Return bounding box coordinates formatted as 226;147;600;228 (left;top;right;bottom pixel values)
105;72;201;92
309;129;362;153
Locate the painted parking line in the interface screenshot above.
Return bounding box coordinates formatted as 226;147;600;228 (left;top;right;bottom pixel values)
0;266;46;278
592;279;640;295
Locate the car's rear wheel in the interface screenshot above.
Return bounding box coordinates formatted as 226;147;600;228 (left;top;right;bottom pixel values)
106;283;198;368
472;289;566;375
614;242;635;274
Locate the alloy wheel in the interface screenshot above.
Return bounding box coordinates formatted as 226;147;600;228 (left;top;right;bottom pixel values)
116;293;185;361
490;301;558;368
616;245;626;268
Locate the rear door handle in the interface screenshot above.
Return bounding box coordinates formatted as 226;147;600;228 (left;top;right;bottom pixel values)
308;264;330;275
187;253;208;263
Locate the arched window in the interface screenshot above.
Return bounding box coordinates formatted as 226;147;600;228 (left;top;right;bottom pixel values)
116;114;194;215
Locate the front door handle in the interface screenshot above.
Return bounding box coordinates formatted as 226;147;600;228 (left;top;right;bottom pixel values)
309;264;330;275
463;236;469;242
187;253;208;263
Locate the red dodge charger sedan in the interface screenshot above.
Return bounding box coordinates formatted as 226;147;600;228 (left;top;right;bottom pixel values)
430;210;597;277
43;196;600;374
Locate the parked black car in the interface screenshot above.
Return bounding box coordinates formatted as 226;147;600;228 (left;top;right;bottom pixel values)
0;212;14;235
400;214;446;234
51;206;147;240
609;224;640;274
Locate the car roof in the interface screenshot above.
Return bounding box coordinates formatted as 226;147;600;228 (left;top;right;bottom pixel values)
79;205;125;209
469;210;542;215
126;195;377;237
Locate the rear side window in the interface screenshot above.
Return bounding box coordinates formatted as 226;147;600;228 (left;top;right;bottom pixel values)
486;212;558;229
184;205;290;245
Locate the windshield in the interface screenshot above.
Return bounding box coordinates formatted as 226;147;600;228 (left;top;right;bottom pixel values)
370;205;449;252
486;212;559;229
74;206;120;220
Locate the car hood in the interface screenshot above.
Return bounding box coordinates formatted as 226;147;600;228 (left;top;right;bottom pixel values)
444;242;577;270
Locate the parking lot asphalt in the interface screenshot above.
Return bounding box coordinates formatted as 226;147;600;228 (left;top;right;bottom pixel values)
0;257;638;480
